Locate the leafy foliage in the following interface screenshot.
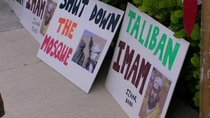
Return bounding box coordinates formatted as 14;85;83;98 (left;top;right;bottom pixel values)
101;0;200;109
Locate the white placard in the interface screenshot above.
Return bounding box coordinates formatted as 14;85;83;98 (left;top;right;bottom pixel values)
4;0;24;19
105;3;189;118
21;0;58;43
37;0;124;93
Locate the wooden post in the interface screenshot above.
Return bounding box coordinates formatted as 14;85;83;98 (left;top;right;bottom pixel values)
0;93;5;117
201;0;210;117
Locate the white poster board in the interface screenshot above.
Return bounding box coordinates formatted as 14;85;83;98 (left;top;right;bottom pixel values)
37;0;124;93
105;3;189;118
4;0;24;19
21;0;57;43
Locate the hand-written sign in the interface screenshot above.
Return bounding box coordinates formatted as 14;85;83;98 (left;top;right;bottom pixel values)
89;4;121;33
126;10;181;71
25;0;46;19
59;0;89;17
40;17;76;66
57;17;78;39
105;3;189;118
21;0;57;43
113;40;152;95
37;0;124;93
3;0;24;18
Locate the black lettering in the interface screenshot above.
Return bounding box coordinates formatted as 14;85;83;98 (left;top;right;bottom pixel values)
25;0;46;19
72;0;81;15
99;13;111;30
67;0;74;12
31;0;36;11
79;0;89;17
59;0;67;9
26;0;31;9
107;13;121;32
95;8;104;24
89;4;97;21
59;0;89;17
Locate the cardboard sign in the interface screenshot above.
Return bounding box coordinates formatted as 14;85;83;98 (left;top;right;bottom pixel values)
21;0;57;43
4;0;24;18
105;3;189;118
37;0;124;93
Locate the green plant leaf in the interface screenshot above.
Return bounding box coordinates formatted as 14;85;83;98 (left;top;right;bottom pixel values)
173;10;183;18
191;53;200;67
193;70;199;79
158;1;167;9
174;29;186;38
190;24;200;41
133;0;142;6
170;14;179;24
193;91;200;107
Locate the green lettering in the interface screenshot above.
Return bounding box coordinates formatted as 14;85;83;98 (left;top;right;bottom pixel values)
144;24;153;48
148;26;159;51
127;10;136;33
163;38;181;70
130;16;141;39
153;33;167;61
139;20;147;45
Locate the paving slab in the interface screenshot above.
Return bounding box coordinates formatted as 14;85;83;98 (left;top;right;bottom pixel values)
0;28;127;118
0;28;40;72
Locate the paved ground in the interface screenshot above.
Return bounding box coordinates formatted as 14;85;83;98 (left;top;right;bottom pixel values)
0;0;199;118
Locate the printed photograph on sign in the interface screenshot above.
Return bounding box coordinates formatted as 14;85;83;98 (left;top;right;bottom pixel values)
139;68;171;118
40;0;57;35
72;30;106;73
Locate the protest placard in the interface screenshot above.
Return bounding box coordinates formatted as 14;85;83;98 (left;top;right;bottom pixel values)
37;0;124;93
105;3;189;118
21;0;57;43
4;0;24;18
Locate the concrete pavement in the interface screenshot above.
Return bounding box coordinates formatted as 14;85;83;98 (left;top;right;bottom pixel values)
0;0;199;118
0;26;127;118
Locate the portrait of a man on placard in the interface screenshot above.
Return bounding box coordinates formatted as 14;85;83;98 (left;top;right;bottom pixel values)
139;68;171;118
40;0;57;35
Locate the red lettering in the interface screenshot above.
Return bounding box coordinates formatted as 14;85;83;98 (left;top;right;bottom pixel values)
68;22;77;39
62;19;72;36
137;59;151;94
64;48;73;65
57;17;78;40
112;41;151;95
54;42;63;59
59;45;68;62
57;17;66;33
113;40;126;72
50;40;59;56
46;38;54;54
40;34;73;66
128;54;140;85
121;44;134;80
41;34;51;51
